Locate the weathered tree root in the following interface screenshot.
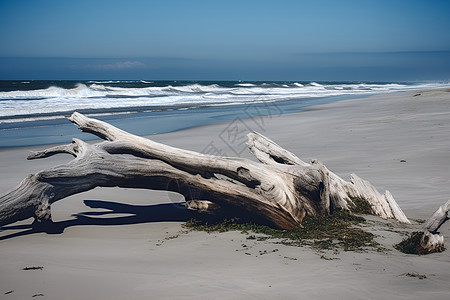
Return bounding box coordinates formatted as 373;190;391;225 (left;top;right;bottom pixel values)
0;112;448;253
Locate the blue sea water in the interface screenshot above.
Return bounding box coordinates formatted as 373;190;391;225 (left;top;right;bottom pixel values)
0;80;449;147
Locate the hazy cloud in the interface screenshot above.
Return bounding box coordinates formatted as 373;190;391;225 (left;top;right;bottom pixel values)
75;60;147;70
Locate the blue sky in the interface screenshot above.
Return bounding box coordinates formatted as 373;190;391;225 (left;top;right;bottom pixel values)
0;0;449;81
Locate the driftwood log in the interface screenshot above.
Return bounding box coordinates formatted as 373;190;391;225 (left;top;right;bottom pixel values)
0;112;448;254
395;199;450;254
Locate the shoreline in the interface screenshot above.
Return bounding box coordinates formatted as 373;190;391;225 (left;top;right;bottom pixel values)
1;89;450;299
0;93;369;148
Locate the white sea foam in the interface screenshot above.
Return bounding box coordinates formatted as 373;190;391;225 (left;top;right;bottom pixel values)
235;83;257;87
0;81;449;123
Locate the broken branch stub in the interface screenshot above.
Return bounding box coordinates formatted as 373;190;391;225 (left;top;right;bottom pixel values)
395;199;450;254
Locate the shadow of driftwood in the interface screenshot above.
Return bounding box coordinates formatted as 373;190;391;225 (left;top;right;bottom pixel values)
0;200;199;240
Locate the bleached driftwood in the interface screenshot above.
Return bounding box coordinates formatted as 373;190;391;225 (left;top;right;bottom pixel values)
397;199;450;254
0;112;412;231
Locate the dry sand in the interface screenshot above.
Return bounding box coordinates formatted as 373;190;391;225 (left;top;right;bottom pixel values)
1;90;450;299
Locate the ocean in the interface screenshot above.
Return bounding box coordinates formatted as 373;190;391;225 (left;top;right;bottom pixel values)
0;80;449;147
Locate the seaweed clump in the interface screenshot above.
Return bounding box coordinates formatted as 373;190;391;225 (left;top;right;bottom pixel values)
184;210;379;252
394;231;445;255
394;231;423;254
348;195;373;215
401;272;427;280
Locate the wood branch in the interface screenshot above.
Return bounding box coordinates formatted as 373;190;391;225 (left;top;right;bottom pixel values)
394;199;450;254
417;231;445;254
27;143;80;159
415;198;450;254
247;132;308;166
0;112;421;234
423;199;450;233
247;132;410;223
416;199;450;254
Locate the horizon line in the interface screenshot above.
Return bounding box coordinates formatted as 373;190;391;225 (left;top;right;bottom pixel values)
1;50;450;60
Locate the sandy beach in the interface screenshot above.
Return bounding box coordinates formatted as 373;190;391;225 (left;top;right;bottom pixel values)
1;89;450;299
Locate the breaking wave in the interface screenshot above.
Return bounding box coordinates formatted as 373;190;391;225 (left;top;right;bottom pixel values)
0;80;449;123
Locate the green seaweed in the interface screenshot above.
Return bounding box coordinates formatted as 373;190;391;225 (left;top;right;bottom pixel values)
184;210;379;252
347;195;373;214
401;272;427;280
394;231;424;254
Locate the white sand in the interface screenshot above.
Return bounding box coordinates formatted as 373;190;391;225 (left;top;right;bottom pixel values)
1;90;450;299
